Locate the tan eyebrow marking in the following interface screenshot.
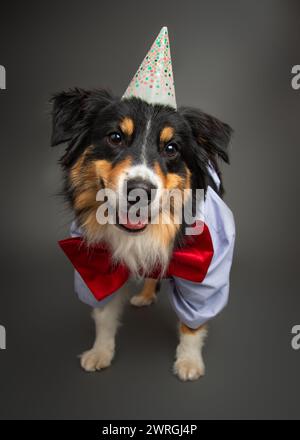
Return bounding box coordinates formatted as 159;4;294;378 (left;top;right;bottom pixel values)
120;117;134;137
160;126;174;144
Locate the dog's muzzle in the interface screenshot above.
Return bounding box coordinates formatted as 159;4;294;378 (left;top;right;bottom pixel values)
117;178;158;232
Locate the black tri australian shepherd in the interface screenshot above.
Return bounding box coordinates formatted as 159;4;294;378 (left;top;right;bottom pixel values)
51;88;232;381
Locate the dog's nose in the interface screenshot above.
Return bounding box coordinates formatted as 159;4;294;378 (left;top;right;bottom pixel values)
126;179;157;206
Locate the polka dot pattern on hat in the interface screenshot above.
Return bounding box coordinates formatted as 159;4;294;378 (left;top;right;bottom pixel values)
122;26;177;108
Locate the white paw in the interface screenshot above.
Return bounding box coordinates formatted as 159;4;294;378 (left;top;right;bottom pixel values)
130;294;156;307
80;348;114;372
173;357;205;381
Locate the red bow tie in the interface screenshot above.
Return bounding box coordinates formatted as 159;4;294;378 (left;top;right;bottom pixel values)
58;224;213;302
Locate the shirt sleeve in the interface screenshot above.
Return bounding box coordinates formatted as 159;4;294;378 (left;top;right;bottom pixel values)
167;186;235;329
70;221;115;308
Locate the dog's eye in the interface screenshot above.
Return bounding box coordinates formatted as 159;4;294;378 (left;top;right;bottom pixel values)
108;132;123;146
164;143;178;158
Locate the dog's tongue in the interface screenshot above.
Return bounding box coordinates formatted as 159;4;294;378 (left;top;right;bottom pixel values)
120;213;147;230
124;219;146;230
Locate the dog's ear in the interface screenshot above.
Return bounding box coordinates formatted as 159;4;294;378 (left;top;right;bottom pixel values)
50;88;114;164
179;107;233;164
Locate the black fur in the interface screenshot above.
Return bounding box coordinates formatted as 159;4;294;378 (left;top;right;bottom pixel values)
51;88;116;165
51;88;231;173
178;107;232;196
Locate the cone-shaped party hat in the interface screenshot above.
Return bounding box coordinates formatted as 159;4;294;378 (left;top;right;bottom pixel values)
122;26;176;108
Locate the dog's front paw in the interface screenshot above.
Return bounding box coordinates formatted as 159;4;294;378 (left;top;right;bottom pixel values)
80;348;114;372
130;294;156;307
173;357;205;381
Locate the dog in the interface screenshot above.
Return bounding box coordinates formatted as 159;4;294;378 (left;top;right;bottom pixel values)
51;88;233;381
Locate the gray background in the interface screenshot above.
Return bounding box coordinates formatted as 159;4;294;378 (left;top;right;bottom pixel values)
0;0;299;420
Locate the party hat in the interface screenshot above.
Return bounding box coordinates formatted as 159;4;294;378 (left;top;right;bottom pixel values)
122;26;176;108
